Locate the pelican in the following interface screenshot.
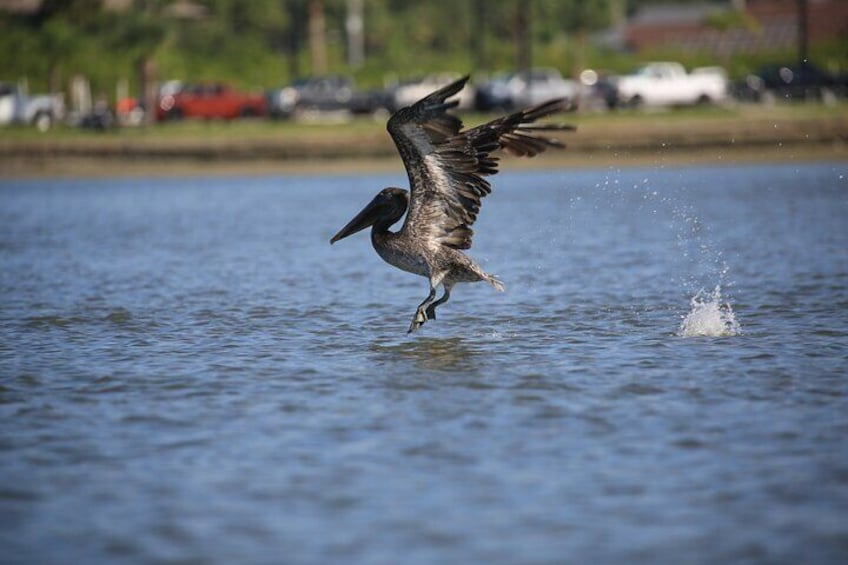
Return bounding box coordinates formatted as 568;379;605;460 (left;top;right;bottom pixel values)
330;76;573;333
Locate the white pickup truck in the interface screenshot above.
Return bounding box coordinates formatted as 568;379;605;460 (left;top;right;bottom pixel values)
616;62;728;108
0;82;65;131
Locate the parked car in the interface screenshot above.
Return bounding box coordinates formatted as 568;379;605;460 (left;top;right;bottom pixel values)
733;62;847;103
509;68;580;109
77;96;115;131
390;73;475;112
474;68;579;111
0;81;64;131
475;72;516;111
578;69;619;111
267;75;389;119
616;62;728;108
157;83;267;121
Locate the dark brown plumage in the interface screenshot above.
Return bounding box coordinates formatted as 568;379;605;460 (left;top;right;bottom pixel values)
330;75;574;333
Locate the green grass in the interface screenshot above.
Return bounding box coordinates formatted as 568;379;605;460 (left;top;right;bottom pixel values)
3;101;846;145
569;100;847;125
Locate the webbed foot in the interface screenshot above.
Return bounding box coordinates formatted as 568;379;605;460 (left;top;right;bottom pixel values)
408;307;428;333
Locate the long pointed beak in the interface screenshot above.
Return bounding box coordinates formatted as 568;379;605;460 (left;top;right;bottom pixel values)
330;198;382;244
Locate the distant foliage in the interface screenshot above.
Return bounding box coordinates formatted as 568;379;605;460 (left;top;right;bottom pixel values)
0;0;844;98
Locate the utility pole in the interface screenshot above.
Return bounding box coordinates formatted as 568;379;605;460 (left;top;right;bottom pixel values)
516;0;531;73
309;0;327;75
472;0;488;70
286;0;304;80
346;0;364;69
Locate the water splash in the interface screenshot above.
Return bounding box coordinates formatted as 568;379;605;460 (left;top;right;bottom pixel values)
679;286;740;338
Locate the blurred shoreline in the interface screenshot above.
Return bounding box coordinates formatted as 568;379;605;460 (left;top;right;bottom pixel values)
2;113;846;178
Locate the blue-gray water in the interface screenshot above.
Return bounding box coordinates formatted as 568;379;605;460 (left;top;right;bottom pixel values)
1;162;847;564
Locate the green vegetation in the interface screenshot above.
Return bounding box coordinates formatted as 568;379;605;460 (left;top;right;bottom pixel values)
2;99;844;144
2;0;846;100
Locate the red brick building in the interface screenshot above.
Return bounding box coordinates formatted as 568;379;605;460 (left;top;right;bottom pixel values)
624;0;848;54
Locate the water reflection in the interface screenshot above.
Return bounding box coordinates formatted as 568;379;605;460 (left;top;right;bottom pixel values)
369;336;483;374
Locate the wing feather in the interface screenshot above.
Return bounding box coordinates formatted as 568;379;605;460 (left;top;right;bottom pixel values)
387;76;574;250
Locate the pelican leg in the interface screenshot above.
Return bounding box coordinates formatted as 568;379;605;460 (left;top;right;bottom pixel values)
408;286;437;333
425;284;452;321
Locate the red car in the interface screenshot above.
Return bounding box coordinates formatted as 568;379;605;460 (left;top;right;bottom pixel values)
157;83;267;121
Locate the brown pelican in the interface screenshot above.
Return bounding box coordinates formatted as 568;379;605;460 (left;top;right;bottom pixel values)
330;76;573;333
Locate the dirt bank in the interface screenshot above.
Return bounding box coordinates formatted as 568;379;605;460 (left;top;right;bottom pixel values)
2;113;846;178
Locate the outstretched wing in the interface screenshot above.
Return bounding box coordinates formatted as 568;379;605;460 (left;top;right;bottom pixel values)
387;76;574;250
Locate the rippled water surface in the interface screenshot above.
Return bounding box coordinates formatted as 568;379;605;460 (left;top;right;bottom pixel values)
2;162;847;563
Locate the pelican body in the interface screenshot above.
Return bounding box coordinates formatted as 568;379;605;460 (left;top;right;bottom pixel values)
330;76;573;333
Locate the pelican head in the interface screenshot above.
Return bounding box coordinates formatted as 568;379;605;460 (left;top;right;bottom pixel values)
330;187;409;244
